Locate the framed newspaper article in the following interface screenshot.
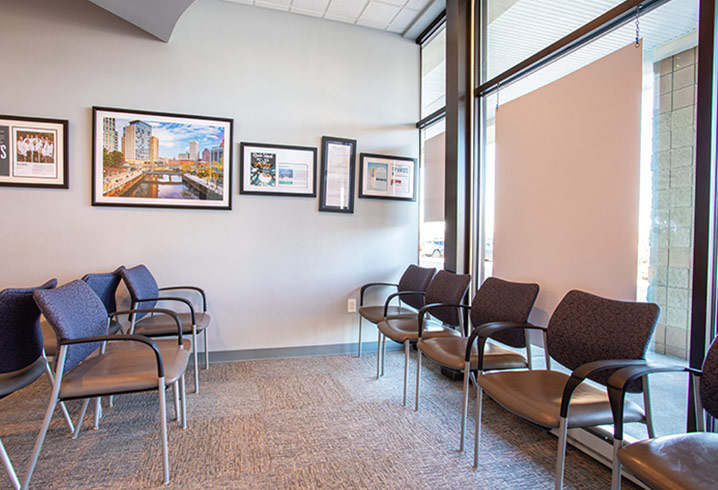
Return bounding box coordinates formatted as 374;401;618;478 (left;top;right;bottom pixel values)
239;142;316;197
0;114;68;189
319;136;356;213
92;107;233;210
358;153;417;201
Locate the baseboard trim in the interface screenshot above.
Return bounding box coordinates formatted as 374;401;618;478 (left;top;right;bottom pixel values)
209;341;403;363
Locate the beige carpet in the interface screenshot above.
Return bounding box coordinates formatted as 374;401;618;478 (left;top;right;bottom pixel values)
1;349;638;489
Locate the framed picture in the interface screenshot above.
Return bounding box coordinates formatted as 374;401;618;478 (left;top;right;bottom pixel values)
240;142;316;197
359;153;417;201
319;136;356;213
0;115;68;189
92;107;233;210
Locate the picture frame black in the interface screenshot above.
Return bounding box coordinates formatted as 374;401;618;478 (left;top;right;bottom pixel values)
92;106;233;210
0;114;68;189
239;142;317;197
319;136;356;213
358;153;417;201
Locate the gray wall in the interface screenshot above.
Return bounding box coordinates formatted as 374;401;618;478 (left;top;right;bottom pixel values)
0;0;420;354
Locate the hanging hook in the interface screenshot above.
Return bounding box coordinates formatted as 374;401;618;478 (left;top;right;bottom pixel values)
634;5;640;48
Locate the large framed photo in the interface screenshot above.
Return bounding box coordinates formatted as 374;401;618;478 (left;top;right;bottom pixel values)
359;153;417;201
240;142;316;197
0;115;68;189
92;107;233;210
319;136;356;213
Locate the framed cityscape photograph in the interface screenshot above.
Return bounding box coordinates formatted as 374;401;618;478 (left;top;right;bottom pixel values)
0;114;68;189
319;136;356;213
358;153;417;201
239;142;316;197
92;107;233;210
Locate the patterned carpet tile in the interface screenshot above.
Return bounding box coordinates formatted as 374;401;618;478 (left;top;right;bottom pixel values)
257;373;352;411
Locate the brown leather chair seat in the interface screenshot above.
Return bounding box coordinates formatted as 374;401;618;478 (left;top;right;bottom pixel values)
132;312;210;337
618;433;718;490
417;337;527;371
378;317;460;343
480;369;646;429
60;339;191;400
358;305;417;324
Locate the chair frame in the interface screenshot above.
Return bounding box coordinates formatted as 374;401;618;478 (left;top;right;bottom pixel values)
22;308;187;489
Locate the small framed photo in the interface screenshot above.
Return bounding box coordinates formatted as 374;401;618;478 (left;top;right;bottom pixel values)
319;136;356;213
240;142;316;197
359;153;417;201
92;107;233;210
0;115;68;189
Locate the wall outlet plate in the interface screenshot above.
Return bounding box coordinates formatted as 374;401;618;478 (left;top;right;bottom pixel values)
347;298;356;313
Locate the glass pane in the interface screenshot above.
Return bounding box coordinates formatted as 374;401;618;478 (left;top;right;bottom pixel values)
485;0;624;81
421;25;446;118
420;119;445;269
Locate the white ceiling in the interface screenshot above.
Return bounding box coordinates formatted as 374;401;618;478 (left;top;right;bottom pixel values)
221;0;438;36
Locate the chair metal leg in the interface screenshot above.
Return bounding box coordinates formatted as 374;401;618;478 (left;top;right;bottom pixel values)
403;340;409;407
173;382;180;421
381;335;386;377
204;328;209;370
42;359;74;433
92;397;102;429
109;395;114;407
555;417;568;490
192;327;199;394
158;377;170;484
611;438;622;490
525;331;534;370
474;386;483;468
1;438;20;490
376;330;381;379
414;348;422;411
460;361;471;452
358;317;363;358
642;375;656;438
72;398;91;439
543;331;551;370
180;375;187;429
22;348;67;490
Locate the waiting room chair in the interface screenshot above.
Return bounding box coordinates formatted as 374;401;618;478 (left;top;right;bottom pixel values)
357;264;435;359
377;270;471;406
414;276;539;451
25;279;190;488
120;264;210;393
0;279;74;490
608;338;718;490
471;290;660;489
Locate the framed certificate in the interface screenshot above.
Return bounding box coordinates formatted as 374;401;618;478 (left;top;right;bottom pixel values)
319;136;356;213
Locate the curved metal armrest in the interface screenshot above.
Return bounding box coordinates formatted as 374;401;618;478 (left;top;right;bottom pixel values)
112;308;184;344
60;334;164;377
606;362;696;439
134;296;195;324
158;286;207;311
559;359;650;419
418;303;471;338
466;322;543;365
383;290;426;317
360;282;398;306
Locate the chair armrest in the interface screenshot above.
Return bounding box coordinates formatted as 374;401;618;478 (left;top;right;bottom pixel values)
359;282;398;306
606;362;696;439
467;322;544;365
158;286;207;312
383;290;427;317
133;297;195;324
418;303;471;338
559;359;651;419
111;308;184;344
60;334;165;378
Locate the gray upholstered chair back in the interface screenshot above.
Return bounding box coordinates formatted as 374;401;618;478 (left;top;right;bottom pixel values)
701;339;718;419
424;270;471;326
546;290;659;390
120;264;160;321
0;279;57;375
470;277;539;348
33;280;109;373
397;265;435;311
82;266;124;314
